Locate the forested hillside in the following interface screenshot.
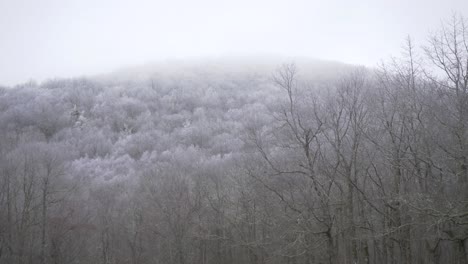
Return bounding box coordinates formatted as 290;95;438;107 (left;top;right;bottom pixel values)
1;16;468;264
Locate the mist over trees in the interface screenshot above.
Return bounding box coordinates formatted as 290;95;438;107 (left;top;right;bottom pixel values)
1;14;468;264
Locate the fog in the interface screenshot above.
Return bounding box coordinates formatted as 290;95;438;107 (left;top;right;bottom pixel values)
1;1;468;264
1;0;466;86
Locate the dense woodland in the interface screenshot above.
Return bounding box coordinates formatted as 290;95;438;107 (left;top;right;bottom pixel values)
1;15;468;264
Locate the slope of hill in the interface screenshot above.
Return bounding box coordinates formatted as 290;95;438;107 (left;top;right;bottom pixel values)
0;54;466;264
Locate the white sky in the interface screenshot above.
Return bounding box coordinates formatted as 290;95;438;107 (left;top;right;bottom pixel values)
0;0;467;86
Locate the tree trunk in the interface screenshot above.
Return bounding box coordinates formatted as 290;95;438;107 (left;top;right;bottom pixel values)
40;178;48;264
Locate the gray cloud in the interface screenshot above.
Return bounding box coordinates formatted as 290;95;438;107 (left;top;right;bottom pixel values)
0;0;466;86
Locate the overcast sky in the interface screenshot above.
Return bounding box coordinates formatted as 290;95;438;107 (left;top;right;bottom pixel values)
0;0;467;86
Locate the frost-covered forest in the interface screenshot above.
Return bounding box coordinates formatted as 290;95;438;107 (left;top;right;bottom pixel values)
1;15;468;264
